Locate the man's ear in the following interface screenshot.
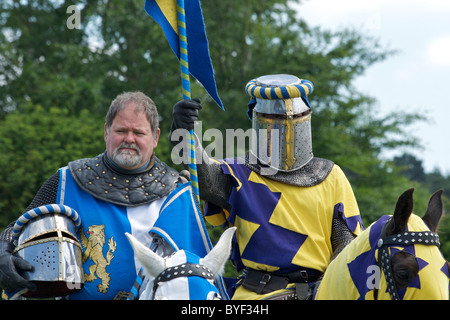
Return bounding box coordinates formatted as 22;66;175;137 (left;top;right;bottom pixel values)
104;123;108;142
153;128;160;148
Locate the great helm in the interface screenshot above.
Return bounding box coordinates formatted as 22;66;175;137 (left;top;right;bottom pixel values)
246;74;314;172
12;204;84;298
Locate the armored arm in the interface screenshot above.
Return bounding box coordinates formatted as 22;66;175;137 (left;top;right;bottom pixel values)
195;142;233;210
330;216;356;260
169;99;233;209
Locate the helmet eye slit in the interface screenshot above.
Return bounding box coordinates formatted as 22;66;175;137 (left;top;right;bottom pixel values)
255;109;311;120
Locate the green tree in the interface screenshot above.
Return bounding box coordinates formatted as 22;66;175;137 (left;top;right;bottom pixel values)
394;153;427;183
0;104;104;227
0;1;108;116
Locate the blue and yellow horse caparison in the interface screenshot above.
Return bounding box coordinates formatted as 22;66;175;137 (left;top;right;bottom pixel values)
314;188;450;300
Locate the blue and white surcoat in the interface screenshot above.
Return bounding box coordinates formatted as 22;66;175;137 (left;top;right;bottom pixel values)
58;154;179;300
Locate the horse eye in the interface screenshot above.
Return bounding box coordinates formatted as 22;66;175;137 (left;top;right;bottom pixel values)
391;252;419;289
396;270;410;281
394;268;416;289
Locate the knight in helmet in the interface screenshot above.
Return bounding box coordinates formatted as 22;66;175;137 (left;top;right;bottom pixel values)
170;74;364;299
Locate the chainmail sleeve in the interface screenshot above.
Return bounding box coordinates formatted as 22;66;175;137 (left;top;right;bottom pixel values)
171;132;233;209
330;216;356;260
0;171;60;242
197;150;233;210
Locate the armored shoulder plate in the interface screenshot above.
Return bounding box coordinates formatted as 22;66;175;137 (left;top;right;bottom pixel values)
244;154;334;187
68;153;179;207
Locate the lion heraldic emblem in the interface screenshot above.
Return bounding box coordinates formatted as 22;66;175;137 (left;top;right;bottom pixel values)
80;224;117;293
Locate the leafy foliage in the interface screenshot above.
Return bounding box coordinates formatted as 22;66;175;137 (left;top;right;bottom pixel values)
0;105;104;226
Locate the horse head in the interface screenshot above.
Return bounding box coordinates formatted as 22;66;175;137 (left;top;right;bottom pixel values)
315;188;450;300
125;227;236;300
377;188;449;299
385;189;449;298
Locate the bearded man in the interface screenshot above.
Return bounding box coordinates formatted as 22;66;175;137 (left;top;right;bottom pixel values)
0;92;182;299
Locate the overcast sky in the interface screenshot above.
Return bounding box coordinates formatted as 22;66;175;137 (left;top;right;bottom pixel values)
293;0;450;174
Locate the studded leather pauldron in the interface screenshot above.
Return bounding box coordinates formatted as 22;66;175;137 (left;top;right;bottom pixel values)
68;153;179;207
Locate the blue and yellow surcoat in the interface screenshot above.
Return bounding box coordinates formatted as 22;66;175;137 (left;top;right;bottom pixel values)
204;159;363;299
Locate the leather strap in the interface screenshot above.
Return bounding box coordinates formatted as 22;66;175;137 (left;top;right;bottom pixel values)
242;268;321;295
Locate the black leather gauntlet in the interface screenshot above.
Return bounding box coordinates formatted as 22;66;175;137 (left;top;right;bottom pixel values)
0;240;36;293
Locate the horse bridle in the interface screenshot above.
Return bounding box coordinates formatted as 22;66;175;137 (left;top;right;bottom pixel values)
151;262;215;299
375;218;440;300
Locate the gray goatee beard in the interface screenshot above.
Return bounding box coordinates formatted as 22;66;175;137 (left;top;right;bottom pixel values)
112;143;142;168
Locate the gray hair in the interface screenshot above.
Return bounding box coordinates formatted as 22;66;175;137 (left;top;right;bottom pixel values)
105;91;159;134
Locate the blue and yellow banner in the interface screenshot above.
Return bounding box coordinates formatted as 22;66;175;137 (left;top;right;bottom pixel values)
145;0;223;109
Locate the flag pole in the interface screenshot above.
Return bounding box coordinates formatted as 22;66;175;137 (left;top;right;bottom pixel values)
176;0;200;205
